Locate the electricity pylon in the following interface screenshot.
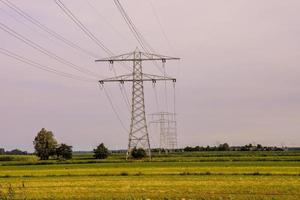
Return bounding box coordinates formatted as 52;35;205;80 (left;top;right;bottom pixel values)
96;49;179;159
150;112;177;153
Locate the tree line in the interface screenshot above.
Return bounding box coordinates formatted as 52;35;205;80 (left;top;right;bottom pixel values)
183;143;286;152
2;128;289;159
0;148;28;155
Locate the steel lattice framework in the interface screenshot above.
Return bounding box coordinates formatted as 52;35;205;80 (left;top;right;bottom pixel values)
150;112;178;153
96;49;179;159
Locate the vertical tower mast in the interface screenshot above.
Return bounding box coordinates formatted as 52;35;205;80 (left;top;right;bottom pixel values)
128;50;151;158
96;49;179;159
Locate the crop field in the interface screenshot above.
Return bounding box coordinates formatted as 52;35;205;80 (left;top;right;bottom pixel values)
0;151;300;199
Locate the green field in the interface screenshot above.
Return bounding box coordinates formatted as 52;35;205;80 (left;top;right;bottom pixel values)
0;151;300;199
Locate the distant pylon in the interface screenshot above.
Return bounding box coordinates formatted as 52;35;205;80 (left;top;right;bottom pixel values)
150;112;177;153
96;49;179;159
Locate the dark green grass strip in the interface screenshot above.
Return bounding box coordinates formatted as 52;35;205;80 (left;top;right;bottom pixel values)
0;172;300;179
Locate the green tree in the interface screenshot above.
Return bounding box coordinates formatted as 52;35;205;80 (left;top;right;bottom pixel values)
93;143;109;159
131;147;146;159
256;144;263;150
33;128;58;160
56;143;73;160
218;143;230;151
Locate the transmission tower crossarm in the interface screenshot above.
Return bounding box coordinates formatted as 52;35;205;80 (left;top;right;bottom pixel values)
95;50;180;63
142;73;176;82
99;73;176;84
98;73;132;83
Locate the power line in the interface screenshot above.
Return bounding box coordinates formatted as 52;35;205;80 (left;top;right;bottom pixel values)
153;84;160;112
85;0;135;71
148;0;177;56
86;0;129;42
173;81;176;115
163;62;169;113
1;1;130;129
55;0;132;73
119;83;131;112
109;63;131;113
0;21;103;79
113;0;154;54
0;0;100;59
0;47;96;82
113;0;164;74
54;0;112;56
113;0;175;117
147;1;180;115
102;86;129;133
54;0;132;112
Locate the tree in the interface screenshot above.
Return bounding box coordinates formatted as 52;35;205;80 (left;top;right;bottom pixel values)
256;144;263;151
93;143;109;159
194;146;201;151
206;145;210;151
131;147;146;159
218;143;230;151
183;146;193;152
33;128;58;160
56;143;73;160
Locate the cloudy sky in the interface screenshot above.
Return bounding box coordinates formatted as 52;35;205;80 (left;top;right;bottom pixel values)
1;0;300;151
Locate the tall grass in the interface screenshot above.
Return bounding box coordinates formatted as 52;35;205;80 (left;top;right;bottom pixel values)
0;155;37;162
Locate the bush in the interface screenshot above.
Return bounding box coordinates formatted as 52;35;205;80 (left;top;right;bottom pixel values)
93;143;109;159
131;148;146;159
56;144;73;160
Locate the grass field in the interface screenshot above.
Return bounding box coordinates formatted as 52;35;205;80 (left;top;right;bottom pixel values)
0;151;300;199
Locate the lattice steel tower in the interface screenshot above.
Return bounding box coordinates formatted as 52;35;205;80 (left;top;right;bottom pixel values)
150;112;177;153
96;49;179;159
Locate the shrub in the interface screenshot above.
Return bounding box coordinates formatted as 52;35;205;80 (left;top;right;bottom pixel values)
93;143;109;159
131;148;146;159
56;144;73;160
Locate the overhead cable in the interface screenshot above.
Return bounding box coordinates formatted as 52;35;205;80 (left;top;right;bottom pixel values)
102;87;129;133
0;0;100;59
0;47;96;82
113;0;164;74
148;0;177;56
54;0;112;56
0;22;104;79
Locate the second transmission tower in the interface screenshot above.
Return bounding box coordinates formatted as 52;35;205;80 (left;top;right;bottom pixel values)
150;112;177;153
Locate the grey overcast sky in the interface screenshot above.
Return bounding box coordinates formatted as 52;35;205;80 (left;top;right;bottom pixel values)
1;0;300;152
